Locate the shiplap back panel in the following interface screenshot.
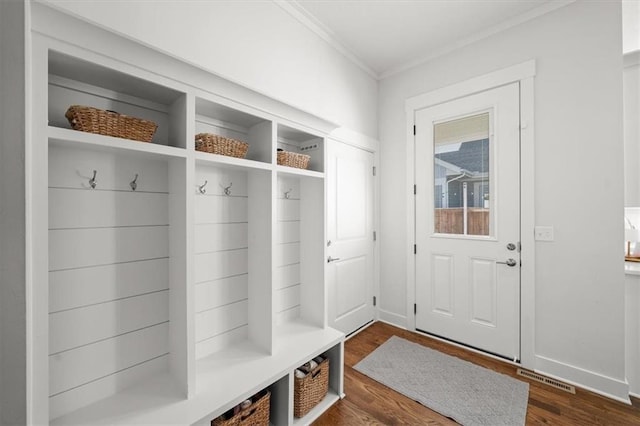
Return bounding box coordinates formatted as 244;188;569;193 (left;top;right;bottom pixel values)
194;166;249;359
48;146;170;419
49;354;168;421
275;176;301;325
48;144;169;192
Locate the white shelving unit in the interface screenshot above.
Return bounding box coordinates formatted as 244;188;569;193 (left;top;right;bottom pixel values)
29;8;344;425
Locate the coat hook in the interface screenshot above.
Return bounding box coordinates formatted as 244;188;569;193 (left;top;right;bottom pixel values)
223;182;233;196
89;170;97;189
284;188;293;199
198;180;208;194
130;174;138;191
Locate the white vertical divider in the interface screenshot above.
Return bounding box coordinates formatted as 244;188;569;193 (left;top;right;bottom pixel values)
326;341;345;397
269;375;290;426
247;121;275;353
247;167;275;354
184;93;196;396
170;94;190;150
168;92;193;397
299;175;326;328
247;121;274;164
31;36;51;424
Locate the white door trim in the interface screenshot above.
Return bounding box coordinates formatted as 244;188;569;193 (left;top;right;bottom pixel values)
405;60;536;369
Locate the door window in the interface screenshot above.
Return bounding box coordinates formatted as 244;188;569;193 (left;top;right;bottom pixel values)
433;112;491;236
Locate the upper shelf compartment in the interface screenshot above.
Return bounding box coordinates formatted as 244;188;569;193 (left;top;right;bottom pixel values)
277;124;324;174
48;50;188;149
195;97;273;165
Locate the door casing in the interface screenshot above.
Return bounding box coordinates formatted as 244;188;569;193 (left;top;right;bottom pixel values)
405;60;536;368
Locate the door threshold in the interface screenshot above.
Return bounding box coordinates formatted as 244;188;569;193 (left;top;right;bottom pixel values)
415;328;520;364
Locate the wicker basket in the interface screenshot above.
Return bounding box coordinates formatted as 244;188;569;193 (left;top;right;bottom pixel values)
195;133;249;158
294;357;329;418
65;105;157;143
277;150;310;170
212;390;270;426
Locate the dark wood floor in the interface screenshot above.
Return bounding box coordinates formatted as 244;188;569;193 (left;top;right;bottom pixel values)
313;322;640;425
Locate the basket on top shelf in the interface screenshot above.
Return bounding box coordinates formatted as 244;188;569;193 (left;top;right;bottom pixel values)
211;390;270;426
294;356;329;418
196;133;249;159
65;105;158;143
277;149;310;170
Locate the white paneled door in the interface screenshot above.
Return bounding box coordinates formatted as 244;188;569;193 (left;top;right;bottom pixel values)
414;83;521;361
327;140;375;335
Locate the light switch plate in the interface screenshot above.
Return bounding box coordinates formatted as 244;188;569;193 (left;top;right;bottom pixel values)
534;226;554;241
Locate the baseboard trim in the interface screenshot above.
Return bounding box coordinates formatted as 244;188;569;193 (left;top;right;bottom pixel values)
535;355;631;404
377;310;407;329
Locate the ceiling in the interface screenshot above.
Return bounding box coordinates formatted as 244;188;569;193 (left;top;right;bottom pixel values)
282;0;570;78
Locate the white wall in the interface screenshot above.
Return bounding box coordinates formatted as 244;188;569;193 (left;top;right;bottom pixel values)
38;0;378;139
379;1;627;398
0;1;27;425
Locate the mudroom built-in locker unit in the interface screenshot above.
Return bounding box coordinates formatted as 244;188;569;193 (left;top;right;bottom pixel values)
30;5;344;425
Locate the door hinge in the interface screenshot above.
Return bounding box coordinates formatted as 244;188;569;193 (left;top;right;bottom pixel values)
373;296;377;306
413;125;416;135
414;303;417;314
372;166;376;176
414;184;416;195
414;244;417;254
373;231;377;242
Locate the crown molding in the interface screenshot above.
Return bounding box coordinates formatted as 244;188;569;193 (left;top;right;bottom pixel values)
275;0;574;81
273;0;379;79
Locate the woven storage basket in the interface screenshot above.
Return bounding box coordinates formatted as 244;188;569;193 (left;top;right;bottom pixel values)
65;105;157;143
277;150;310;169
211;390;270;426
195;133;249;159
294;358;329;418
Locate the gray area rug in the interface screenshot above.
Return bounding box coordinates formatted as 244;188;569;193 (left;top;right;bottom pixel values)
353;336;529;426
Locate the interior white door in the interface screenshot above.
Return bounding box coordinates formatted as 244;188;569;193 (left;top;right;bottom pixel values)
327;139;375;335
414;82;521;360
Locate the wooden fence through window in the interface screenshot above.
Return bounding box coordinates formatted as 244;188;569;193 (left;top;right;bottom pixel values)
434;208;489;236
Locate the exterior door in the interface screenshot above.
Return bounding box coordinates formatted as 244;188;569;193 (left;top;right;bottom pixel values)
414;82;521;360
327;139;375;335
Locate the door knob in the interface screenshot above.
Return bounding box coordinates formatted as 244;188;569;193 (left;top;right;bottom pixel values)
497;258;517;267
327;256;341;263
506;243;516;251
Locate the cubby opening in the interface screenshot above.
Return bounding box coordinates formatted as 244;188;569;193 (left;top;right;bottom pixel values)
194;163;273;360
277;124;324;173
195;97;274;164
291;343;343;425
48;50;187;148
47;145;188;421
275;173;325;330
